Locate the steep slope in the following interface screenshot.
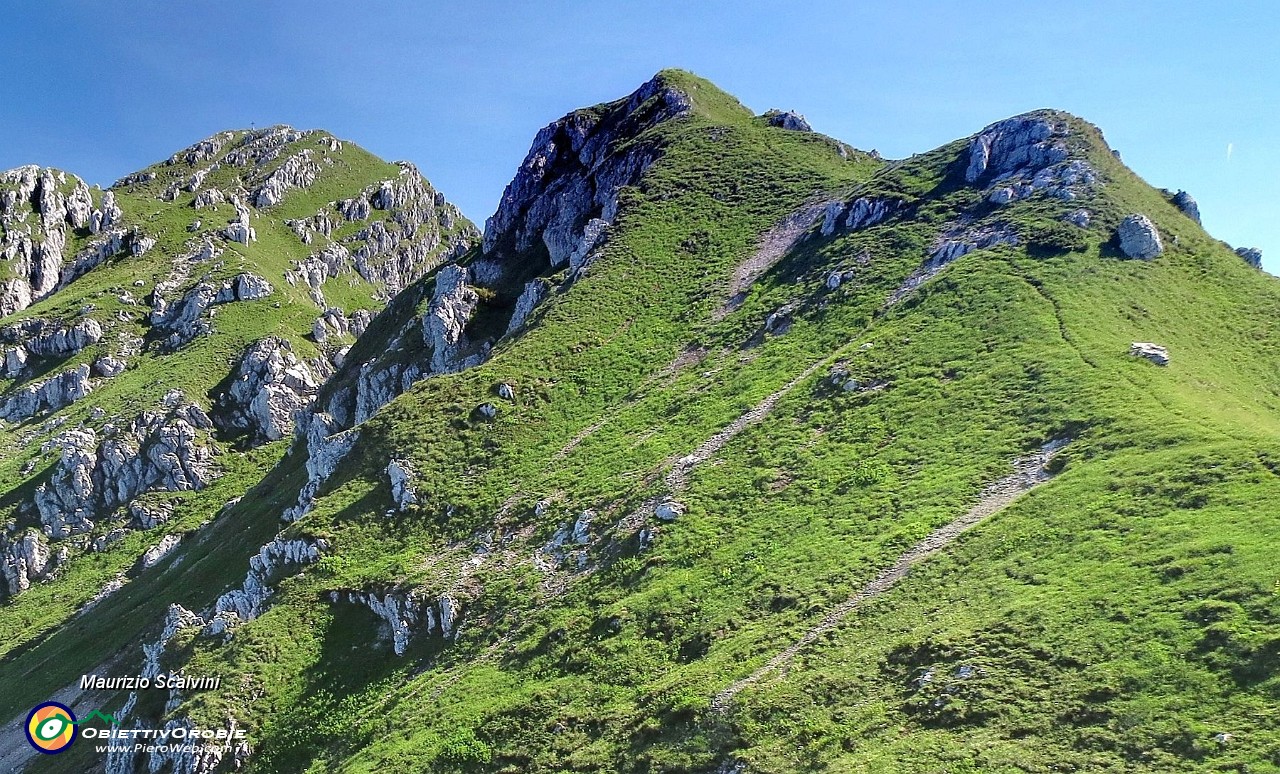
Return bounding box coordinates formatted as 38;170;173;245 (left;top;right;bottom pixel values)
0;127;477;730
7;72;1280;774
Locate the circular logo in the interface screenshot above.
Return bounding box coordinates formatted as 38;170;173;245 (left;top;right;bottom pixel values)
25;702;77;754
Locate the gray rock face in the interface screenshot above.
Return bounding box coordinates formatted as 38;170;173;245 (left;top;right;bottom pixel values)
150;273;273;349
311;307;372;344
1130;342;1170;365
1235;246;1263;268
192;188;224;209
1;317;103;362
138;534;182;570
505;279;550;335
477;74;690;283
222;199;257;245
1117;213;1164;260
765;110;812;132
1064;209;1092;228
0;364;93;421
283;412;360;522
1;530;52;597
965;114;1069;183
1172;190;1201;224
930;224;1021;264
386;459;419;511
422;265;481;373
329;588;461;655
253;149;321;208
93;354;127;377
211;536;328;623
33;398;215;540
284;162;476;307
821;196;902;237
214;337;319;444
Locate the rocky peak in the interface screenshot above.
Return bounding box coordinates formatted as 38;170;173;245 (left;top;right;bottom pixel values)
474;73;694;285
764;110;812;132
965;112;1071;184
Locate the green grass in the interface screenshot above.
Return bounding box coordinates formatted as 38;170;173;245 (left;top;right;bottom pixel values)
9;72;1280;773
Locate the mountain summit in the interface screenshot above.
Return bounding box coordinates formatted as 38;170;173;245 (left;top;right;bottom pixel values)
1;71;1277;773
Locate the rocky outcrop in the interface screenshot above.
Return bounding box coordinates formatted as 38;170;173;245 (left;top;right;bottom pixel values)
283;412;360;522
0;364;93;421
150;273;273;349
822;196;903;237
764;110;812;132
1171;190;1201;223
475;74;690;283
422;265;482;373
328;588;460;655
32;395;215;540
1129;342;1170;365
253;150;321;208
222;199;257;245
0;318;104;378
1236;246;1262;268
1;530;53;597
386;459;418;511
1117;213;1163;260
138;534;182;570
505;279;550;335
312;307;372;343
284;163;476;306
965;114;1069;184
929;223;1020;264
211;536;328;623
214;338;319;444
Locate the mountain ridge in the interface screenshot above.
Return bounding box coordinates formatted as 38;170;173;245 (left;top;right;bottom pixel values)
2;70;1278;773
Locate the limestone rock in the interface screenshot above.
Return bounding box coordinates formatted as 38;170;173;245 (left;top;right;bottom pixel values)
33;399;215;540
329;588;462;655
283;412;360;522
655;501;685;522
505;279;550;335
496;382;516;401
765;110;812;132
138;534;182;570
1129;342;1170;365
254;150;321;208
422;265;480;374
214;337;319;444
1;530;52;597
965;113;1069;183
0;364;93;421
1172;190;1201;224
222;199;256;244
211;536;328;623
476;74;689;283
386;459;418;511
93;354;127;377
476;402;497;420
1064;209;1092;228
930;224;1020;265
1235;246;1262;268
1117;214;1163;260
0;316;102;361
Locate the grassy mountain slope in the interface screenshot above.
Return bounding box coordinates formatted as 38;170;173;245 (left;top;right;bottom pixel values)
8;71;1280;773
0;127;477;736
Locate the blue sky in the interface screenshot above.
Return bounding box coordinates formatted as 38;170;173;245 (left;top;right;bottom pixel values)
2;1;1276;271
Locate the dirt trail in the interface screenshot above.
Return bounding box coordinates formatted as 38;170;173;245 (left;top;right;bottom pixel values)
0;653;123;772
710;439;1068;713
715;201;832;320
